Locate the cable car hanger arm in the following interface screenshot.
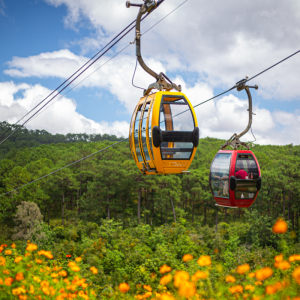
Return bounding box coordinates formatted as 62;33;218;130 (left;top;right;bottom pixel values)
221;77;258;150
127;0;182;96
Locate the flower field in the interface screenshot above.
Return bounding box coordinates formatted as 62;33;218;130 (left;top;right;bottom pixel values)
0;219;299;299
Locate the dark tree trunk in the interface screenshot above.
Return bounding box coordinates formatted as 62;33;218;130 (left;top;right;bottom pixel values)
107;188;110;220
170;195;176;222
62;191;65;226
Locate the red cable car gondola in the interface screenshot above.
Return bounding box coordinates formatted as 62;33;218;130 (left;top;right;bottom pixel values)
209;78;262;208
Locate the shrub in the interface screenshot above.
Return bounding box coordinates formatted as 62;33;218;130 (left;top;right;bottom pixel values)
12;202;46;242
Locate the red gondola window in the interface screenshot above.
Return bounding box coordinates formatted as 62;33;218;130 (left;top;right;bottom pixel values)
210;153;232;199
235;154;259;199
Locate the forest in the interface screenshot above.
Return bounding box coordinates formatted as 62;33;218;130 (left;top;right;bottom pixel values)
0;124;299;299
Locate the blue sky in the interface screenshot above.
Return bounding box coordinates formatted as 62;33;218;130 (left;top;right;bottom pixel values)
0;0;299;145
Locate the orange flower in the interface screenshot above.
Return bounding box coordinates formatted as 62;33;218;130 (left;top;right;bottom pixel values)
192;270;207;281
70;266;80;272
237;264;250;274
274;260;290;270
40;280;49;288
59;270;67;277
255;281;263;286
255;267;273;281
197;255;211;266
160;274;172;286
160;294;175;300
11;243;16;249
178;281;196;298
174;271;190;287
225;275;236;283
75;257;82;262
265;282;283;295
0;257;5;267
248;272;255;278
160;265;172;274
289;255;300;262
3;270;9;274
119;283;130;293
35;259;43;264
15;256;23;263
90;266;98;274
26;243;38;251
4;277;13;286
245;285;255;292
274;254;283;262
16;273;24;281
292;267;300;284
182;254;193;262
5;250;12;255
229;285;243;294
272;219;288;234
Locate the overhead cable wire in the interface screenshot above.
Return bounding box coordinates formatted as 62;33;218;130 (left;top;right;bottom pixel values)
0;0;166;146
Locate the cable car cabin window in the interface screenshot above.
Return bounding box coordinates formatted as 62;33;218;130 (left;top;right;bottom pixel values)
159;96;195;160
235;154;259;199
134;106;143;162
142;103;151;161
148;102;154;157
210;153;231;199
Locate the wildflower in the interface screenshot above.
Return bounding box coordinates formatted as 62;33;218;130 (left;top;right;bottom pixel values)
274;260;290;270
229;285;243;294
255;281;263;285
160;265;172;274
12;287;26;295
225;275;236;283
24;253;31;257
35;259;43;264
143;285;152;292
197;255;211;266
70;265;80;272
40;280;49;288
5;250;12;255
248;272;255;278
29;285;34;294
245;285;255;292
42;287;50;295
5;277;13;286
33;276;41;283
75;257;82;262
274;254;283;262
0;279;3;284
16;273;24;281
15;256;23;263
119;283;130;293
90;266;98;274
178;281;196;298
0;256;5;266
160;274;172;285
3;270;10;274
11;243;16;248
272;219;288;234
255;267;273;281
51;273;59;278
237;264;250;274
160;294;175;300
214;249;219;254
192;270;208;281
59;270;68;277
182;254;193;262
289;254;300;262
292;267;300;284
0;247;3;253
174;271;189;287
26;243;38;251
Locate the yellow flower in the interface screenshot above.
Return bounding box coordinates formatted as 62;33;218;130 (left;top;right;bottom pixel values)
59;270;68;277
229;285;243;294
225;275;236;283
42;287;50;295
192;271;207;281
289;254;300;262
182;254;193;262
71;266;80;272
119;283;130;293
15;272;24;281
245;285;255;291
35;259;43;264
274;260;290;270
90;266;98;274
292;266;300;284
256;267;273;281
160;274;172;285
197;255;211;266
12;287;26;295
33;276;41;283
0;257;6;266
29;285;35;294
237;264;250;274
40;280;49;288
51;273;59;278
274;254;283;262
178;281;196;298
160;264;172;274
272;219;288;234
14;256;23;263
26;243;38;251
5;250;12;255
160;293;175;300
75;257;82;262
143;285;152;292
174;271;189;287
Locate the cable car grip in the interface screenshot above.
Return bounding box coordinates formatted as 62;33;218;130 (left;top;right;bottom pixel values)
127;0;182;96
221;77;258;150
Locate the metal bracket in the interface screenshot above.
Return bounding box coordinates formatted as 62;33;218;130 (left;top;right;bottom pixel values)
126;0;182;96
221;77;258;150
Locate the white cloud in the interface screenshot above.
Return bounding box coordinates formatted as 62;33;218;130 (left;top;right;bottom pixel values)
0;81;129;137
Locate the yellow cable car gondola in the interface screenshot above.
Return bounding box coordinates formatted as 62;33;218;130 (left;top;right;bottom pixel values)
126;0;199;175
